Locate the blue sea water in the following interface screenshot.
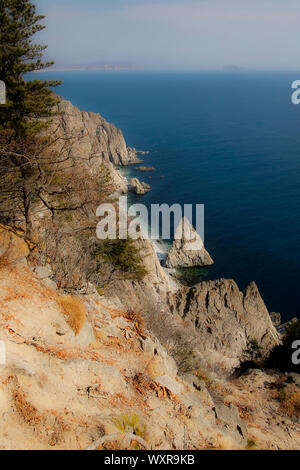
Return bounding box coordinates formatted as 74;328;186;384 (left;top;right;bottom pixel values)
32;71;300;320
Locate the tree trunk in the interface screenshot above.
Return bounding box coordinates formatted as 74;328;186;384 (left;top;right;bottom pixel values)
22;173;33;238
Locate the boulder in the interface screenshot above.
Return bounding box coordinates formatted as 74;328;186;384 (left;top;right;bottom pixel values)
129;177;151;195
127;147;142;163
34;265;52;280
0;225;30;267
165;217;214;268
136;166;156;172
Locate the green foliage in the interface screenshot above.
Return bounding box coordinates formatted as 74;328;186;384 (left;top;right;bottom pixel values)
112;413;146;438
277;386;287;403
96;287;105;297
0;0;61;136
94;238;147;282
64;213;73;223
176;266;209;285
195;370;211;386
246;438;256;450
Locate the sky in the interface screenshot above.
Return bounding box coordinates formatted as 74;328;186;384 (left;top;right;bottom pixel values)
36;0;300;71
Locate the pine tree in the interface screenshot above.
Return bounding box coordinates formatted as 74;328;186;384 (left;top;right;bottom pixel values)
0;0;61;235
0;0;61;136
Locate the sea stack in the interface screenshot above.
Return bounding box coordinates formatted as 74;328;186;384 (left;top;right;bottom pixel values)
165;217;214;268
129;177;151;195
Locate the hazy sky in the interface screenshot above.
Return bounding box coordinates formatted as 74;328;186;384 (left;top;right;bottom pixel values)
36;0;300;71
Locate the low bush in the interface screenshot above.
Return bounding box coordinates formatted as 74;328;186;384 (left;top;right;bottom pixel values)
276;383;300;417
58;295;86;335
112;413;146;438
246;438;256;450
93;238;148;283
124;310;146;331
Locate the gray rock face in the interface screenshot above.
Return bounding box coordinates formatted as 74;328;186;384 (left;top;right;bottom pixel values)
34;265;52;280
47;99;141;195
166;217;214;268
168;279;280;373
53;100;140;167
129;177;151;195
127;147;142;164
213;403;247;447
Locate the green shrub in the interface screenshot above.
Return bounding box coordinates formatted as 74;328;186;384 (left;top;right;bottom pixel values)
112;413;146;438
246;438;256;450
64;213;73;223
94;238;147;282
166;334;200;374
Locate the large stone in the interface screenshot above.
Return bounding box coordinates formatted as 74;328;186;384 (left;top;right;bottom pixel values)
165;217;214;268
0;225;30;266
129;177;151;195
46;99;141;197
147;354;178;380
213;403;247;446
34;265;52;280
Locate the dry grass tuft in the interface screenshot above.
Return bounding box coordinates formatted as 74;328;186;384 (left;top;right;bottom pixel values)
278;384;300;417
13;388;41;426
0;253;9;269
58;295;87;335
124;310;146;330
217;435;237;450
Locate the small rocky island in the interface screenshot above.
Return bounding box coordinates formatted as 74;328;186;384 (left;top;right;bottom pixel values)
129;177;151;195
166;217;214;268
136;166;156;172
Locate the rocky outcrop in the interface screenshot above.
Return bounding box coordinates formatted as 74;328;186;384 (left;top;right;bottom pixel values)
105;236;173;315
168;279;280;373
0;225;31;267
129;177;151;195
136;166;156;172
52;99;140;167
46;99;141;195
0;263;298;450
166;217;214;268
127;147;142;163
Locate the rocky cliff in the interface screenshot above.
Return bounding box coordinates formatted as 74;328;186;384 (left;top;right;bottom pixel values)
42;98;282;372
168;279;280;373
52;99;140;167
0;99;299;450
47;99;141;194
0;230;299;450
